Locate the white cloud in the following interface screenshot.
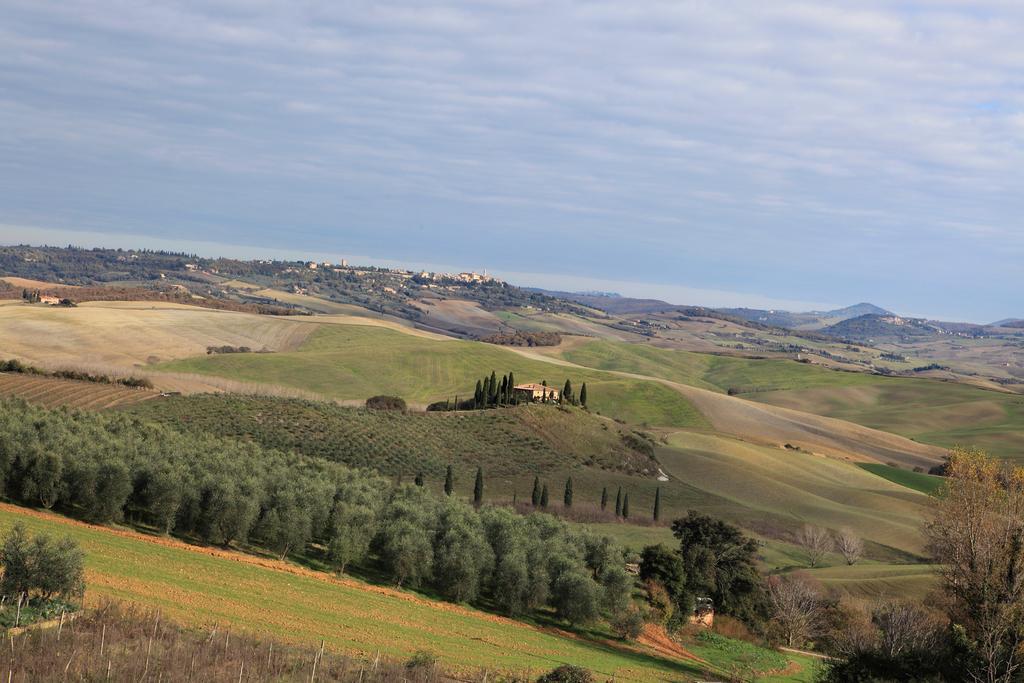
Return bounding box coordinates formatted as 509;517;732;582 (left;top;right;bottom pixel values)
0;0;1022;319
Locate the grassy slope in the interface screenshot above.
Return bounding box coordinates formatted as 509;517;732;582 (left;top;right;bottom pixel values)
0;504;816;682
562;340;1024;460
659;432;929;557
858;463;945;495
160;324;709;429
125;395;662;479
0;301;316;367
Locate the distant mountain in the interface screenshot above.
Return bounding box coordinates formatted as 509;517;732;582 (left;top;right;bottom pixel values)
817;303;893;318
823;314;987;342
717;302;892;330
530;290;694;315
991;318;1024;328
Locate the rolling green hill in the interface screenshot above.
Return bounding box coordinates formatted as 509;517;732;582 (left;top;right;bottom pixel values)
125;395;663;480
858;463;945;495
159;324;710;429
561;340;1024;460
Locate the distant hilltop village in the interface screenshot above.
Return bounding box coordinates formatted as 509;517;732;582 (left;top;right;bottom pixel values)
292;261;497;286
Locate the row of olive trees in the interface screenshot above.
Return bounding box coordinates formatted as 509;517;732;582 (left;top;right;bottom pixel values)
0;399;630;624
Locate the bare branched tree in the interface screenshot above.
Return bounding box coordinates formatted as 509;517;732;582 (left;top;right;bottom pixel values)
767;574;823;647
925;447;1024;683
835;528;864;566
796;524;832;568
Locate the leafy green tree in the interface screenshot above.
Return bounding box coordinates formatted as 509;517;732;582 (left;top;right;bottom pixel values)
541;484;549;508
551;570;599;625
653;487;661;522
327;477;384;574
255;481;313;559
0;523;32;597
376;486;437;587
671;511;769;625
444;465;454;496
92;460;132;522
139;465;184;534
31;534;85;600
564;477;574;508
531;476;541;507
579;383;587;408
25;450;63;509
480;507;533;614
433;500;494;602
599;564;633;613
473;466;484;506
639;544;686;603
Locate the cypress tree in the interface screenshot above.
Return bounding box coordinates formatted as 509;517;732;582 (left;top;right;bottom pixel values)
508;371;516;403
540;484;549;508
653;487;661;521
444;465;454;496
488;370;498;405
500;375;509;405
414;472;424;487
473;467;484;506
531;476;541;507
474;380;483;409
563;379;573;405
564;477;574;508
615;487;622;517
579;383;587;408
600;486;608;511
622;493;630;519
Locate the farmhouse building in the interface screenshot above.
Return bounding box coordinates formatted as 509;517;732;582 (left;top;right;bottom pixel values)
39;295;60;305
513;383;559;402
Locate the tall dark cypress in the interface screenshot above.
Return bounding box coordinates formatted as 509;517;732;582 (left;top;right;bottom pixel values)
622;493;630;519
508;371;516;404
579;383;587;408
563;379;573;405
444;465;454;496
474;380;483;409
540;484;549;508
564;477;574;508
500;375;509;405
473;466;484;506
615;486;622;517
531;476;541;507
488;370;498;405
600;486;608;511
653;487;661;522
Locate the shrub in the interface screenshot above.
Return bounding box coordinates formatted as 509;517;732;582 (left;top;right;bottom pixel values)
536;664;593;683
611;603;647;640
405;650;437;672
365;395;407;411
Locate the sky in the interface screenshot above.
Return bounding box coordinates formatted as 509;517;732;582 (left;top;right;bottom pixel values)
1;1;1022;321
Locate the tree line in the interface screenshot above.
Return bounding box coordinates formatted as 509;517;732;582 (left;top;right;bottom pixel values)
429;371;588;411
0;399;631;625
